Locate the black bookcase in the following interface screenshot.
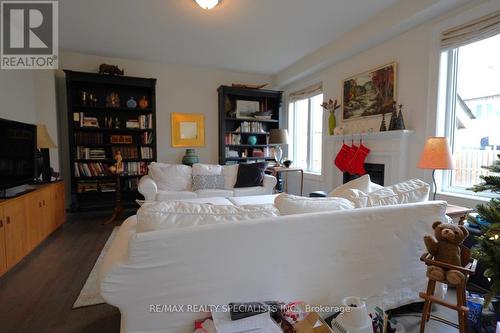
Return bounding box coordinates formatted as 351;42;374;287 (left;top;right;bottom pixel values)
64;70;157;211
217;85;283;165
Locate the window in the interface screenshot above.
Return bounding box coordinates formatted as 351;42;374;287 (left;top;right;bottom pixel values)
288;93;323;174
439;33;500;196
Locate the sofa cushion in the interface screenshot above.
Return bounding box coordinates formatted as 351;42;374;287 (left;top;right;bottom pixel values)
233;186;270;197
328;174;382;198
136;201;280;232
331;188;370;208
274;193;355;216
222;164;239;189
148;162;192;191
195;189;234;198
182;197;235;205
368;179;429;207
156;190;198;201
228;194;278;206
192;163;223;176
192;175;225;191
234;162;266;188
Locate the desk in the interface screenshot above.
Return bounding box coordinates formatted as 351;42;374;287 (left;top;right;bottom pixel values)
267;166;304;196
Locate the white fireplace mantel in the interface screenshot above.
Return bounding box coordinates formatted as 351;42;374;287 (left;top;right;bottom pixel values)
327;130;415;188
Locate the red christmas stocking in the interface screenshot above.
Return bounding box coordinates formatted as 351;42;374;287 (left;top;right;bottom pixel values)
334;143;351;172
348;144;371;176
344;144;358;175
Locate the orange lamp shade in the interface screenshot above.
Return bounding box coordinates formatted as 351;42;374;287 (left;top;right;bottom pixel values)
417;137;454;170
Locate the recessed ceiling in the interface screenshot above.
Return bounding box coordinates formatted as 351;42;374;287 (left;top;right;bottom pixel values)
60;0;401;74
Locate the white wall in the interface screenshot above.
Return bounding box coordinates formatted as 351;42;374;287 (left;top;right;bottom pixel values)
277;0;500;205
0;71;37;124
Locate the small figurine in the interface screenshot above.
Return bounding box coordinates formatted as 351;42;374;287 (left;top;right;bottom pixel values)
388;102;398;131
395;104;406;130
114;150;124;174
99;63;124;76
379;113;387;131
106;92;120;108
138;96;149;109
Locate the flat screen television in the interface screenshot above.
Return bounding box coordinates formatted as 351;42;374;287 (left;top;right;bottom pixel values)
0;118;36;191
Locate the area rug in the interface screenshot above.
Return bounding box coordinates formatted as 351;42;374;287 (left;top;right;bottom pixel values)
73;227;119;308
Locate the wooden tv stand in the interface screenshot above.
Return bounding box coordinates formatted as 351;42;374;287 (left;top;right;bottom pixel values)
0;181;66;277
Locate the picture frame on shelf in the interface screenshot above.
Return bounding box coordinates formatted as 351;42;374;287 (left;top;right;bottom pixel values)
342;62;397;121
236;100;260;118
171;112;205;147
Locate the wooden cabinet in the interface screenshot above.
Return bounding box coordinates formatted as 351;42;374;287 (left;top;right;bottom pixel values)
0;208;7;276
3;197;28;269
0;182;65;277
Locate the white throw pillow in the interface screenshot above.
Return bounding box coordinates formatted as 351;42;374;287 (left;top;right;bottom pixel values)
368;179;430;207
192;163;223;176
136;201;280;232
148;162;192;191
328;174;383;197
222;164;239;189
274;193;355;216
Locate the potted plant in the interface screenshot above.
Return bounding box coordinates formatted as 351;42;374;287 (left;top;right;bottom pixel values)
321;99;341;135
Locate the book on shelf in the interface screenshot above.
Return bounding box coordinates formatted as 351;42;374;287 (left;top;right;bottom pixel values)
123;178;139;191
141;132;153;144
140;147;153;159
75;132;103;145
76;146;106;160
112;146;138;159
126;119;140;129
138;114;153;129
121;162;148;176
74;162;108;177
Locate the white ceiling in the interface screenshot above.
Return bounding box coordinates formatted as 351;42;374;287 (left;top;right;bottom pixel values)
60;0;401;74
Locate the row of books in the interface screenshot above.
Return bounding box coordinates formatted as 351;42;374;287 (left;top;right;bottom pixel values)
75;132;104;145
74;162;108;177
141;131;153;145
140;147;153;159
112;146;138;159
225;133;242;145
76;146;106;160
127;115;153;129
237;121;266;133
123;178;139;191
74;112;99;128
76;180;116;193
121;162;148;176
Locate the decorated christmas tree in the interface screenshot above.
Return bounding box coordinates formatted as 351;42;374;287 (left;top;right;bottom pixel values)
468;154;500;304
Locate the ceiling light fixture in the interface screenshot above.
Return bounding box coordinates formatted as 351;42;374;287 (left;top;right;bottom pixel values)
194;0;221;10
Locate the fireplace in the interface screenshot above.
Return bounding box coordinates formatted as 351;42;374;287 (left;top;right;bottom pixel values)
343;163;385;186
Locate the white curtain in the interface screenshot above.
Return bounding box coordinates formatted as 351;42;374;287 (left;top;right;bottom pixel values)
288;82;322;102
441;10;500;49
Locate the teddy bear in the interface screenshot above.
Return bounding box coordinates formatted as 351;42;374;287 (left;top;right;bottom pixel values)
424;221;469;285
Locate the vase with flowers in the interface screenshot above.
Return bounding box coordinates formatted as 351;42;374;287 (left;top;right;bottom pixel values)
321;99;341;135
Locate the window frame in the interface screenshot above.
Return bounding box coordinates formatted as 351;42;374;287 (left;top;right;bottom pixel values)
439;46;496;199
288;92;323;175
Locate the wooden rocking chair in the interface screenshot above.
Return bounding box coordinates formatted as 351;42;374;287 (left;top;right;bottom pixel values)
419;245;478;333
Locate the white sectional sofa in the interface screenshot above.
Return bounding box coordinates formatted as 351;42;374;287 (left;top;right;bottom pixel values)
138;162;277;201
99;200;447;333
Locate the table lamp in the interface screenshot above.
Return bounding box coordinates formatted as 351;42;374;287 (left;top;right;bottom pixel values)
269;129;288;166
37;124;57;182
417;137;454;200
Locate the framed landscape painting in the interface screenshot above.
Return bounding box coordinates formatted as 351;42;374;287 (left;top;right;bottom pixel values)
342;62;397;121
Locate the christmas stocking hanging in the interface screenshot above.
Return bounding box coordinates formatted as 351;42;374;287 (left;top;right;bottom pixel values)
334;143;351;172
344;144;358;175
348;144;371;175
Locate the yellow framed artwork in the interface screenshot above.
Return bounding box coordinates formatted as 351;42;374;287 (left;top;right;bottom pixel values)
171;112;205;147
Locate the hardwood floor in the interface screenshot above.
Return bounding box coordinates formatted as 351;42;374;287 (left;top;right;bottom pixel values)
0;210;133;333
0;209;461;333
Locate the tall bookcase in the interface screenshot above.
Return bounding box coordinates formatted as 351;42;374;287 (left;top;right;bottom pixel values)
218;85;283;165
64;70;157;211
